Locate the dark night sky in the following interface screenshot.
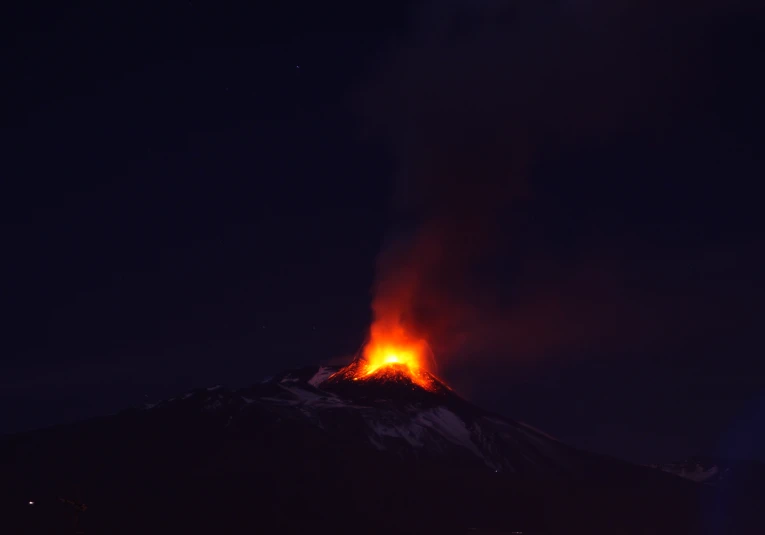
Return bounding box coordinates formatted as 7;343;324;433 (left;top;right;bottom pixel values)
2;1;764;464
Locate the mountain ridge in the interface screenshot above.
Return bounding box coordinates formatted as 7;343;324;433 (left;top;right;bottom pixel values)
1;362;761;534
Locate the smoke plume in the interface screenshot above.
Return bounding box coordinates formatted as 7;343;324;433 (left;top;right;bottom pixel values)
360;0;765;376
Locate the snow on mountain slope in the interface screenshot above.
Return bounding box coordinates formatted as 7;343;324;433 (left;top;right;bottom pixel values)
3;362;735;535
134;363;645;479
307;365;335;387
653;460;724;483
652;456;765;494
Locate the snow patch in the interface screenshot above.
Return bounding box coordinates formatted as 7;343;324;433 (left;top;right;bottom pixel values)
308;366;334;388
686;465;720;483
204;399;223;411
657;462;721;483
415;408;486;460
279;385;323;402
364;407;495;467
369;421;425;448
517;421;560;442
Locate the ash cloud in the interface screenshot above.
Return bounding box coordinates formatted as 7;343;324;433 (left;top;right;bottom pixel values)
360;0;765;376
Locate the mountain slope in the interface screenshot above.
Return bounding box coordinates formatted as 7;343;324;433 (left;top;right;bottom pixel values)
0;363;759;534
653;456;765;493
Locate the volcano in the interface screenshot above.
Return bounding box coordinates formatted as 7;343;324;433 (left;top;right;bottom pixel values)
2;363;763;534
322;358;452;400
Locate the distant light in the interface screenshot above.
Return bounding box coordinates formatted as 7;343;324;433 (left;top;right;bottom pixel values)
28;501;34;505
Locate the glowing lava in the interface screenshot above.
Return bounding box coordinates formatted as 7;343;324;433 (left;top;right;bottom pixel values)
354;320;439;391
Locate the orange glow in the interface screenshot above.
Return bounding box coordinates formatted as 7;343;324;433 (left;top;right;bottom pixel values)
354;319;439;391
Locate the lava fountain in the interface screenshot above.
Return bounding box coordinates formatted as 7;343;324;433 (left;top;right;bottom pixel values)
363;319;429;373
338;316;442;392
329;227;451;393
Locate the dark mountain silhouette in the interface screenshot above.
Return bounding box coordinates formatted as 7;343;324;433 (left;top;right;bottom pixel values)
2;362;762;534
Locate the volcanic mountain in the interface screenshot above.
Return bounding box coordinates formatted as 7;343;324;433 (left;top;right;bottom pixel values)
2;361;763;534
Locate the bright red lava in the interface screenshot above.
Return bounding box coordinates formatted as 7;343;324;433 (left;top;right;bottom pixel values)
348;321;440;391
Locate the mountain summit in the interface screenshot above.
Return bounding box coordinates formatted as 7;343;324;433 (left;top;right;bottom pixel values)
321;358;455;401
